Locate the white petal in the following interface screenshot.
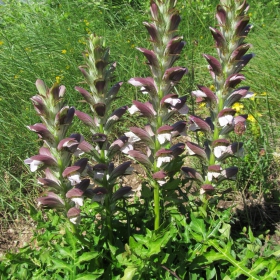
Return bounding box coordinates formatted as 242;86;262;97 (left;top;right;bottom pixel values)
218;115;234;126
68;173;81;186
121;143;133;154
71;197;84;207
207;171;220;181
157;133;171;144
124;132;141;143
192;90;207;98
128;105;139;115
140;86;148;94
157;156;172;168
70;215;81;225
164;97;181;106
29;160;43;172
213;146;227;158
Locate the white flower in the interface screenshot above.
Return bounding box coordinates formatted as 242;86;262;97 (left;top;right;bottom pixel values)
68;173;81;186
213;145;227;158
157;133;171;144
70;215;81;225
124;131;141;143
128;105;140;115
121;143;133;154
164;97;181;106
140;86;149;94
27;159;43;172
218;115;234;126
71;197;84;207
207;171;220;182
157;156;172;168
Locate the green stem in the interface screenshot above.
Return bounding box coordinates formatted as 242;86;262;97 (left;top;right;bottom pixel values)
153;180;160;230
105;193;113;244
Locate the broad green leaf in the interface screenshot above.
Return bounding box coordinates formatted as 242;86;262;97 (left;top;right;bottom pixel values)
206;265;216;279
190;213;206;238
65;226;76;250
51;258;73;273
203;250;227;263
55;245;74;259
121;266;137;280
190;231;204;242
51;214;60;227
218;223;231;240
76;251;99;265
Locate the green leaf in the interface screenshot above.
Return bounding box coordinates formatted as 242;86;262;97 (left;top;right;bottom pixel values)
206;265;216;279
218;223;231;240
121;266;137;280
65;226;76;250
76;270;104;280
190;213;206;238
55;245;74;259
27;202;42;221
208;240;259;279
272;249;280;257
76;251;99;265
162;178;181;190
51;258;73;273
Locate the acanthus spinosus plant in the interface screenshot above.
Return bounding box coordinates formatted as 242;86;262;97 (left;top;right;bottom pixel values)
24;80;91;225
74;34;133;242
182;0;254;197
126;0;188;230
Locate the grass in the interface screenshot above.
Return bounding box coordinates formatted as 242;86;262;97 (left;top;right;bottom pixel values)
0;0;280;248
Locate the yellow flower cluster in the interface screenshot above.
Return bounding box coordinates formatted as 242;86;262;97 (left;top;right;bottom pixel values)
232;102;244;112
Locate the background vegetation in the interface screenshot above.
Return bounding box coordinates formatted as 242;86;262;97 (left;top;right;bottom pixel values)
0;0;279;265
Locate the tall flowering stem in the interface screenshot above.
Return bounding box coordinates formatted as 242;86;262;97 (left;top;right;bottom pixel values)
183;0;254;196
75;34;132;243
127;0;188;230
24;81;91;225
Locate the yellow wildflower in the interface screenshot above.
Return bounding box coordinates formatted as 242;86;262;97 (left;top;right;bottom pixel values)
261;92;267;96
14;75;19;79
84;19;89;26
209;85;215;91
56;76;63;83
198;102;206;108
61;49;67;54
248;12;253;17
0;41;4;46
232;102;244;112
247;114;256;122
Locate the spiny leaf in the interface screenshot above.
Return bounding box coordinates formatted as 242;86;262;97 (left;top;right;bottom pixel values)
75;251;99;265
51;258;73;273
